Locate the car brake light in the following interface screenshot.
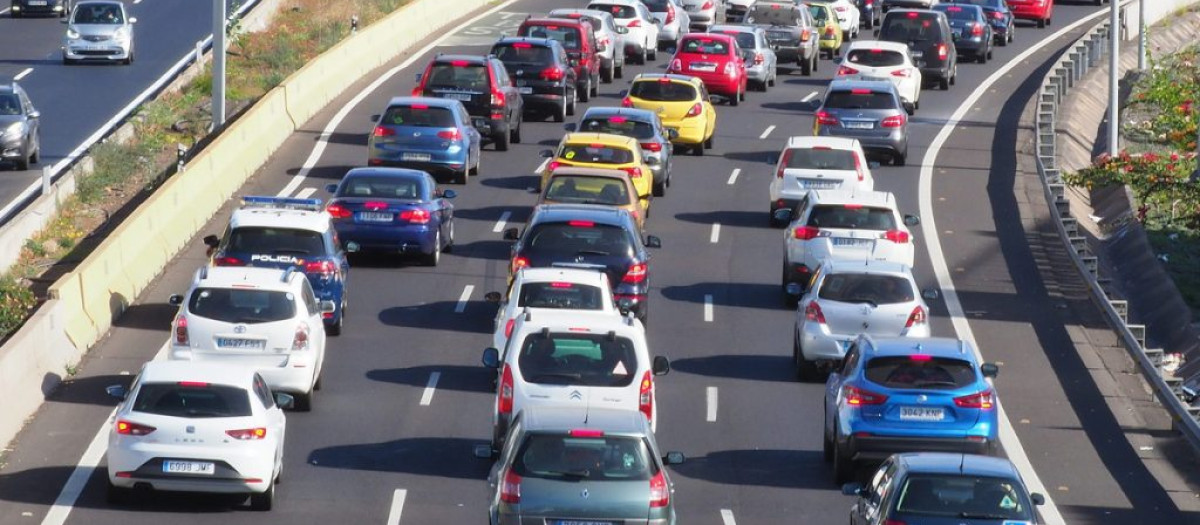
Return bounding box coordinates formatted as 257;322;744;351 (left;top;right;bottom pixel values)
173;316;189;346
701;0;713;9
214;256;243;266
793;225;820;240
993;11;1005;20
292;323;310;351
326;203;352;219
816;111;838;126
500;468;521;503
665;3;675;24
511;256;530;274
622;167;643;179
724;62;736;76
437;129;461;140
638;370;653;421
400;209;431;224
800;28;811;42
650;470;669;507
503;319;516;339
226;428;268;440
491;90;506;107
837;65;859;76
804;301;826;323
946;6;962;11
449;60;471;67
641;142;662;152
972;23;984;36
568;220;595;227
540;66;565;81
115;420;156;436
512;42;532;49
905;305;926;328
628;19;641;28
498;365;514;415
954;389;995;409
910;354;933;362
891;68;912;78
845;385;888;405
621;97;634;107
685;102;702;118
937;43;948;60
825;26;836;37
622;262;648;284
776;150;792;178
906;12;919;18
851;88;872;95
881;114;906;128
546;160;563;173
754;52;764;65
178;381;209;387
373;126;395;137
854;154;865;182
668;59;681;72
570;428;605;438
835;5;847;11
305;260;337;278
883;229;910;243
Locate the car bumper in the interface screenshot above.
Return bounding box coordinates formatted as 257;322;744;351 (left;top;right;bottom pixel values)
773;45;805;63
367;157;469;178
519;91;567;111
337;224;438;255
63;41;132;61
107;441;276;494
954;36;988;54
844;433;993;462
0;139;28;160
746;63;770;82
815;125;907;158
681;72;741;97
12;2;66;14
819;37;841;51
663;118;708;145
659;23;683;41
1010;5;1051;21
801;323;930;362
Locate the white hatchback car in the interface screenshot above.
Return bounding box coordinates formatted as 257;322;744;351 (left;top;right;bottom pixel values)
837;40;923;110
105;361;290;510
484;267;622;355
168;266;333;411
481;309;670;452
587;0;661;64
775;189;919;300
61;0;136;65
792;259;930;380
769;136;875;224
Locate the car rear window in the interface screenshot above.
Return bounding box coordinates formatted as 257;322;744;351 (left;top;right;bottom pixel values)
806;205;897;230
819;274;914;304
493;43;554;65
718;31;757;50
864;356;976;389
754;3;801;24
894;475;1033;520
545;175;632;205
517;282;605;309
580;116;656;140
514;433;654;481
783;147;857;171
527;222;633;256
227;227;325;256
680;37;731;55
520;23;582;50
806;5;831;23
559;143;635;164
380;105;456;128
956;0;1003;7
845;49;906;67
824;90;898;110
337;176;424;200
188;288;298;324
425;63;489;91
517;332;639;387
132;382;253;418
936;5;978;21
630;80;697;102
880;14;943;41
641;0;669;11
589;3;636;19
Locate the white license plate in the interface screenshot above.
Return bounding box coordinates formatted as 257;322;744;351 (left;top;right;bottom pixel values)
517;87;533;94
900;406;946;421
911;51;924;59
799;179;840;189
401;152;432;162
356;211;393;223
553;521;617;525
472;118;487;127
442;93;472;102
690;63;717;72
163;461;215;475
29;0;47;5
832;237;872;247
843;121;875;130
216;338;265;349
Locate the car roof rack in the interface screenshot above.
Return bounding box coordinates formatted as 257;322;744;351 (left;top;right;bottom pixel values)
282;266;296;283
240;196;324;212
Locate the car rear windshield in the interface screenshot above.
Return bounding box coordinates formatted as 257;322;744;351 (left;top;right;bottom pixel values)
754;3;801;24
517;282;606;309
783;147;857;171
819;274;915;304
880;14;943;41
845;49;906;67
894;474;1033;520
337;176;424;200
630;80;697;102
955;0;1004;9
806;5;831;22
520;24;582;50
514;433;654;481
559;144;635;164
824;90;898;110
590;3;636;19
493;43;555;65
680;37;731;55
517;332;639;387
579;117;656;140
380;105;456;128
641;0;669;10
188;288;297;324
425;63;489;91
545;175;632;205
527;222;633;256
937;6;979;21
227;227;326;256
721;31;756;50
864;356;976;389
806;205;897;230
132;382;253;418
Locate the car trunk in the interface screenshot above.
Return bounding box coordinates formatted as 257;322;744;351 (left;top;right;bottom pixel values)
331;198;429;228
781;168;857;191
186;316;295;364
515;477;652;521
818;299;914;337
864;389;982;433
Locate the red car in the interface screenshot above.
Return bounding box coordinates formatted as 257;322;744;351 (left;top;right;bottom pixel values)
517;18;602;102
665;33;748;105
1005;0;1053;28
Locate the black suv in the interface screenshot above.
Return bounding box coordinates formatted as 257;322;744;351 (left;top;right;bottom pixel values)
877;9;957;90
503;204;661;321
491;37;578;123
933;3;992;63
412;54;524;150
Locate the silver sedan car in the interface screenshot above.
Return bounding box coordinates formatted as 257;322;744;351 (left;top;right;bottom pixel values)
681;0;727;31
710;24;778;91
61;0;136;65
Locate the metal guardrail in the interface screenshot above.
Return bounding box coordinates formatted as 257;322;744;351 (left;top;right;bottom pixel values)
1033;8;1200;453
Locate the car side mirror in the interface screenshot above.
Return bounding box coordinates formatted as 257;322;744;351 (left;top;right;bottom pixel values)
105;385;127;400
903;214;920;226
841;482;866;497
922;288;940;301
503;227;520;241
1031;493;1046;506
274;392;295;409
370;114;380;122
539;149;554;158
773;208;794;224
168;294;184;306
202;234;220;248
564;123;577;132
325;183;339;194
663;451;686;465
666;129;679;140
904;102;915;115
441;189;457;199
482;347;501;369
484;291;503;303
28;111;40;119
645;235;662;248
980;362;1000;378
653;355;670;376
319;300;337;314
618;89;628;97
644;156;660;166
474;443;497;459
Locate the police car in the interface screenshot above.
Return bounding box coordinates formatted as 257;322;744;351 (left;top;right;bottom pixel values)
203;197;349;335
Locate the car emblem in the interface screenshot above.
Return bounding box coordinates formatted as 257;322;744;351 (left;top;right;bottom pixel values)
917;395;928;403
234;325;247;334
575;255;586;263
569;390;583;400
862;321;870;329
860;305;872;315
413;131;421;137
581;488;589;499
186;425;195;434
516;69;524;76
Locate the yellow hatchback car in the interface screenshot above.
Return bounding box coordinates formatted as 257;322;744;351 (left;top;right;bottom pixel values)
621;74;716;157
806;2;843;59
539;132;655;205
539;167;646;231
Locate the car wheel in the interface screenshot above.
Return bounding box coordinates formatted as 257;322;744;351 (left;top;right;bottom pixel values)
444;221;455;253
796;351;821;382
591;75;599;97
653;180;665;197
615;62;624;78
30;146;39;164
730;89;740;106
691;143;704;156
812;54;818;72
579;79;591;103
648;45;658;61
704;132;713;149
62;55;74;65
510;116;521;144
1046;16;1052;26
106;481;131;506
801;56;812;76
768;69;777;86
938;75;950;90
823;406;834;463
326;308;343;336
469;157;480;176
1037;18;1045;28
601;63;614;83
494;130;509;151
894;151;907;166
769;207;782;227
293;390;313;412
833;439;854;485
638;47;647;65
987;47;993;60
15;151;29;171
1008;28;1014;43
950;65;957;85
423;231;441;266
249;481;275;511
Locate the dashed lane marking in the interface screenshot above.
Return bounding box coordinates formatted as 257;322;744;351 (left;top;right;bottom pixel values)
710;223;720;243
721;509;737;525
706;386;718;422
492;211;512;233
14;68;32;81
726;168;740;185
419;372;440;406
759;125;775;139
801;91;818;103
704;294;713;322
455;285;474;313
295;187;317;199
386;489;407;525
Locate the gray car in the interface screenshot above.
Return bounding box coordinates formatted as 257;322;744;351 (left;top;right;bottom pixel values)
749;1;819;76
567;106;678;196
681;0;727;31
0;83;41;171
710;24;778;90
61;0;136;65
481;406;685;525
813;79;910;165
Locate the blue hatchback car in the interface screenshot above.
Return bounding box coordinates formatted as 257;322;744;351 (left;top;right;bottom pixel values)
367;97;482;185
823;335;1000;484
325;167;456;266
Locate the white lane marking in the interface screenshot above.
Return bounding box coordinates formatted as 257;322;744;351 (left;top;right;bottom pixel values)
533;158;550;177
277;0;523;198
703;294;713;322
492;210;512;233
455;285;474;313
801;91;818;103
386;489;407;525
0;8;10;15
917;10;1114;525
14;68;33;81
294;187;317;199
710;223;720;244
419;372;440;406
758;125;776;140
720;509;737;525
133;0;142;4
726;168;740;185
706;386;718;422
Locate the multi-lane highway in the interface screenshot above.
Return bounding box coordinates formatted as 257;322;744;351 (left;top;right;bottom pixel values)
0;1;1196;523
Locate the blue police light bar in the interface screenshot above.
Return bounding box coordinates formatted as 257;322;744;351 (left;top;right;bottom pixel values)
240;196;324;212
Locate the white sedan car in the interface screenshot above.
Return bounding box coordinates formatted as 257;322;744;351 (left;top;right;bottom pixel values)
484;267;622;356
807;0;860;39
769;136;875;224
105;361;291;510
587;0;661;64
836;40;922;110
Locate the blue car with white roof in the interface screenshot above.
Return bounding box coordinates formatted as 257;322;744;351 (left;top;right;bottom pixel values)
325;167;456;266
367;96;482;185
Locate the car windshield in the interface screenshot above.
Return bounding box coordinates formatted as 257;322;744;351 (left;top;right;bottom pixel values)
819;274;914;304
0;94;20;115
754;3;801;24
845;49;906;67
545;176;632;205
517;332;639;386
425;63;488;91
589;3;636;19
806;205;896;230
227;227;326;256
493;43;555;65
559;144;635;164
630;80;697;102
824;90;898;110
894;475;1033;520
188;287;298;324
865;356;976;389
337;176;424;200
806;5;830;23
580;117;657;140
514;433;654;481
73;4;123;24
517;282;605;309
937;6;979;21
132;382;252;418
680;37;731;55
527;222;633;256
380;105;456;128
783;147;857;171
520;24;581;50
880;15;943;41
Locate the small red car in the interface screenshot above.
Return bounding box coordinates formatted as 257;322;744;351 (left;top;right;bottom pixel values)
517;18;602;102
1005;0;1053;28
665;33;748;105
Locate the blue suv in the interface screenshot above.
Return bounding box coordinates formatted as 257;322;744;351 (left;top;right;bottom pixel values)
823;336;1000;484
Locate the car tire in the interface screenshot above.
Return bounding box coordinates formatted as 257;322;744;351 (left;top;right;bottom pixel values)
894;151;907;166
648;46;658;61
653;180;665;197
833;439;854;485
768;69;777;86
249;481;275;511
423;231;441;266
30;146;39;164
704;132;713;149
106;481;131;506
638;47;647;65
1037;18;1045;28
987;47;993;60
591;75;599;97
15;151;29;171
769;208;782;228
469;158;480;176
62;56;74;65
579;79;591;103
601;63;614;83
615;62;624;78
494;130;509;151
444;221;455;253
950;65;957;85
326;310;343;336
730;89;740;106
801;56;812;76
691;143;703;156
1008;28;1014;44
823;407;834;463
978;51;988;64
938;76;950;90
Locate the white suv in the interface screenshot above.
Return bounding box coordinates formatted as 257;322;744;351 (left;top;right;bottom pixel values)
168;266;333;411
768;136;874;225
484;267;623;355
587;0;661;64
775;189;919;301
836;40;922;110
481;309;670;452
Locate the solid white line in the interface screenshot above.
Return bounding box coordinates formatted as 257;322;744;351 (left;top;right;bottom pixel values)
710;223;720;243
294;187;317;199
801;91;818;103
419;371;440;406
492;210;512;233
455;285;474;313
277;0;523;198
758;125;775;140
726;168;740;185
132;0;142;4
720;509;737;525
386;489;407;525
703;294;713;322
706;386;718;422
0;8;10;15
14;68;33;81
917;9;1114;525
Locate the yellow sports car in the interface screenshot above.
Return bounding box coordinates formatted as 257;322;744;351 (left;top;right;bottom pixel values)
806;2;843;59
539;132;655;207
621;74;716;156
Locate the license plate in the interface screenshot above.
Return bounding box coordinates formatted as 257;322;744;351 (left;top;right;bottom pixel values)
832;237;872;247
900;406;946;421
911;51;924;59
517;86;533;94
442;93;472;102
401;152;432;162
690;63;717;72
472;117;487;127
356;212;393;223
29;0;47;5
216;338;266;349
163;461;215;475
799;179;840;189
843;121;875;130
552;521;617;525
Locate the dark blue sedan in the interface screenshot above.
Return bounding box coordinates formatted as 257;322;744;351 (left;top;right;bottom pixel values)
325;168;456;266
946;0;1015;46
367;97;482;185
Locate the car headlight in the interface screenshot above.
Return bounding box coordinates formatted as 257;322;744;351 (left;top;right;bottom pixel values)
66;27;80;39
114;27;131;40
2;122;26;140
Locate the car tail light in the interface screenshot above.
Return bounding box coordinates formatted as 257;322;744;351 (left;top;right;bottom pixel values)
410;87;422;96
954;389;995;409
305;260;337;278
881;114;906;128
669;59;682;72
854;154;865;182
569;220;595;227
292;323;310;351
400;209;431;224
437;129;461;140
540;66;565;81
214;256;243;266
326;203;352;219
511;256;529;274
883;229;910;243
498;365;514;415
776;150;792;178
173;315;189;346
937;43;948;60
906;12;920;18
622;167;643;179
891;68;911;78
226;428;268;440
971;23;984;37
491;90;506;108
701;0;714;9
641;142;662;152
649;470;669;507
993;11;1005;20
570;428;605;437
825;26;836;37
801;28;811;42
621;97;634;107
754;52;764;65
500;468;521;503
905;305;926;328
622;262;648;284
816;111;838;126
450;60;471;67
837;65;859;76
115;420;156;436
638;370;653;421
844;385;888;406
835;5;847;11
546;160;563;173
666;3;675;24
373;126;395;137
724;62;736;76
804;301;826;323
628;19;641;28
685;102;703;118
793;226;820;240
504;319;515;339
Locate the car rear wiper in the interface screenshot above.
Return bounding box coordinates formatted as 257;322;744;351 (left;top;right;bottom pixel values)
958;512;1012;520
575;249;610;256
543;469;591;479
845;298;878;308
530;372;583;383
